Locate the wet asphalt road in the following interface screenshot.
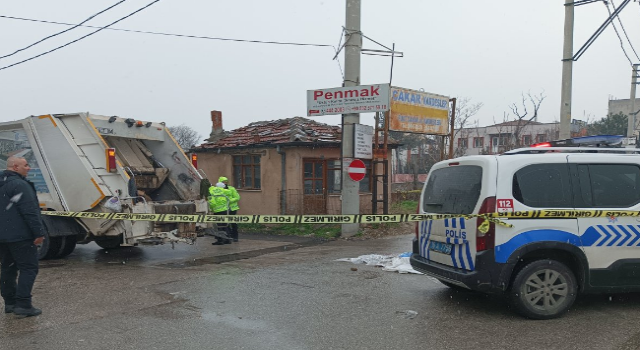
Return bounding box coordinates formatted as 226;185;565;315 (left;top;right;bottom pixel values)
2;233;640;350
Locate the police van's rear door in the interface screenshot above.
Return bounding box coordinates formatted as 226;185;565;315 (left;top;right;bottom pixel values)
418;157;496;271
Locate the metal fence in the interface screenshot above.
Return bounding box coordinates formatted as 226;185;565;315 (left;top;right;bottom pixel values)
279;189;414;215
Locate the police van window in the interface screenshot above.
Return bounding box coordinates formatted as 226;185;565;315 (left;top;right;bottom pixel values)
423;165;482;214
512;163;572;208
578;164;640;208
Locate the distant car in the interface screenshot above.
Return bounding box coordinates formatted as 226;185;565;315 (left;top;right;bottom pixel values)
410;135;640;319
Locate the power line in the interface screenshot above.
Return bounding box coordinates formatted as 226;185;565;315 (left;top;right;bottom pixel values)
603;0;635;65
0;0;161;71
609;0;640;61
0;0;127;60
0;15;334;48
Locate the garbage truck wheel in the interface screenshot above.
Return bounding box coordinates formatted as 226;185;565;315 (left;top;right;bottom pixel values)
36;228;51;260
57;235;77;258
95;235;123;250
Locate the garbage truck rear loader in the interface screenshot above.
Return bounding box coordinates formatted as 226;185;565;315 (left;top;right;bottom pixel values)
0;113;208;259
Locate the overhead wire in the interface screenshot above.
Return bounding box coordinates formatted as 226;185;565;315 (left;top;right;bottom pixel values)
609;0;640;61
0;13;343;77
0;0;127;60
0;15;334;48
0;0;161;71
603;0;635;65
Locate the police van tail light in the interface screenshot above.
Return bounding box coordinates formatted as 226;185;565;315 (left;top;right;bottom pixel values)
476;196;496;252
106;148;117;173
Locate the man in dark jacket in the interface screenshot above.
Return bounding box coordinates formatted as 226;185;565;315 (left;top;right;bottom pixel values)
0;156;45;317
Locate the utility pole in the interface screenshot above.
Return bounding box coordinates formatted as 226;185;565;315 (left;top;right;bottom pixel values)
628;64;639;138
559;0;574;139
341;0;361;237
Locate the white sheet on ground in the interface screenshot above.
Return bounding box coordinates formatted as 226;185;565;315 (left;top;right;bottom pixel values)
335;254;423;274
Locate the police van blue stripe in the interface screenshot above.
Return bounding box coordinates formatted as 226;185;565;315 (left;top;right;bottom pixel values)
423;221;431;256
494;230;582;263
460;218;466;230
458;244;466;270
596;225;611;247
465;243;474;270
618;226;632;246
496;224;640;263
450;243;458;268
452;219;457;229
627;226;640;246
607;226;622;247
418;221;424;256
425;221;433;260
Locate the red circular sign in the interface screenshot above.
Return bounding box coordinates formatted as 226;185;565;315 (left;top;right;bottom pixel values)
348;159;366;182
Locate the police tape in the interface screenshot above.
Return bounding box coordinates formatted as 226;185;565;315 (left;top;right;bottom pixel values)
40;211;512;227
40;209;640;227
491;209;640;219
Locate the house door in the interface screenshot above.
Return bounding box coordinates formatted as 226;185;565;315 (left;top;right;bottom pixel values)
303;160;326;214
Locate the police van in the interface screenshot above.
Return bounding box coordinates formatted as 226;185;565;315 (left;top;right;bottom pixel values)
410;135;640;319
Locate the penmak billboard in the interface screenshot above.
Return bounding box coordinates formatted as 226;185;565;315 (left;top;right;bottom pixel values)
307;84;390;117
389;87;449;135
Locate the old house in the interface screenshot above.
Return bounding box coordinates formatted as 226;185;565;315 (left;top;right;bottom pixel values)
192;111;394;216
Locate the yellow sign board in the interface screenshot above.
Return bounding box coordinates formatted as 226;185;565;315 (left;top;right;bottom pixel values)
389;87;449;135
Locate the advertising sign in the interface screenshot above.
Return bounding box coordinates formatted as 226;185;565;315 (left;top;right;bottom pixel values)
307;84;390;117
354;124;373;159
389;87;449;135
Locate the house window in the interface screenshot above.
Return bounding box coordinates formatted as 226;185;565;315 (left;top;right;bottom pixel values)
522;135;532;146
536;134;547;143
458;138;468;148
492;135;510;146
233;155;261;189
327;160;342;194
304;160;324;195
473;137;484;148
304;159;372;194
359;159;373;193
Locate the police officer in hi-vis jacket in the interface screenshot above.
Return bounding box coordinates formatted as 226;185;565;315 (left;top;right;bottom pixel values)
218;176;240;242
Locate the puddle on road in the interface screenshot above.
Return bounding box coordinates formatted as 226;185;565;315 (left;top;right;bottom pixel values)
158;240;324;268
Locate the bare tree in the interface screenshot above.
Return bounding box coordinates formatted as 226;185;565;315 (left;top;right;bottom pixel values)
168;124;201;151
506;91;546;148
449;97;483;157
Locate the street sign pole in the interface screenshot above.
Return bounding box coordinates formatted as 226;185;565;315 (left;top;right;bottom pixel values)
341;0;361;237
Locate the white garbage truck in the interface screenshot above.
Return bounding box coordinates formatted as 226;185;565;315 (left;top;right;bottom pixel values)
0;113;209;259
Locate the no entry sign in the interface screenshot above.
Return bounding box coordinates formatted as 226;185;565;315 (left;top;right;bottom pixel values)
347;159;366;182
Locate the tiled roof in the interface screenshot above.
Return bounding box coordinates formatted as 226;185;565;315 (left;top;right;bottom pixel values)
196;117;342;149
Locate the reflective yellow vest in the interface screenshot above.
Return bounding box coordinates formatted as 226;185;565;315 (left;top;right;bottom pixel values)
208;186;231;213
227;186;240;211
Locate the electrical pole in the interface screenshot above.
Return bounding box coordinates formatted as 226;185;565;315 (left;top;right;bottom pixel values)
628;64;639;138
341;0;361;237
559;0;574;139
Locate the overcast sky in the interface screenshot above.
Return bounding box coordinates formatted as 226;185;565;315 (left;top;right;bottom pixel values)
1;0;639;142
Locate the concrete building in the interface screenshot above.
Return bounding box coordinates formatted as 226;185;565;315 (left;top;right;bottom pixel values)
192;112;395;216
453;119;587;156
608;98;637;117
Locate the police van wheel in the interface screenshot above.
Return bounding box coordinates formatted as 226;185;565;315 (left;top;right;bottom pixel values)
509;259;577;320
